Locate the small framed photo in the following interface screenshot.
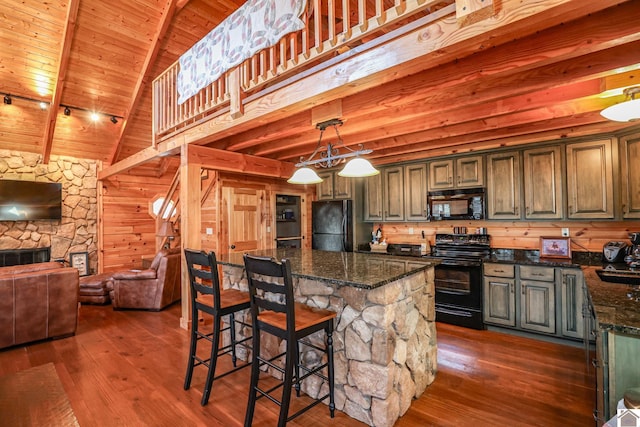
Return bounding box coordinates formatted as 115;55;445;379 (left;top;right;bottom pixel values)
69;251;89;276
539;237;571;259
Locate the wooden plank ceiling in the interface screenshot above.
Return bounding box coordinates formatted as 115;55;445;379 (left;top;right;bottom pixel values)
1;0;640;176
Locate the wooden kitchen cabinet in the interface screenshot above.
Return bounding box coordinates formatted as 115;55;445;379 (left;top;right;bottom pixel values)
559;268;584;340
404;163;428;221
519;265;556;335
620;131;640;218
566;139;614;219
523;146;563;219
316;170;351;200
486;151;521;219
427;155;483;191
364;173;383;221
483;263;516;327
383;166;405;221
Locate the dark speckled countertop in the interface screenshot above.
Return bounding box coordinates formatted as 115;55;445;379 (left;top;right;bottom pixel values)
216;248;438;290
488;249;603;268
583;266;640;335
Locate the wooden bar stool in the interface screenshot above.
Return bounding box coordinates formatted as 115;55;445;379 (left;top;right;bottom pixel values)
183;249;252;406
243;254;336;427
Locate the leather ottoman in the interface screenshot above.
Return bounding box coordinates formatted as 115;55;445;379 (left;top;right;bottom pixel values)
79;273;112;304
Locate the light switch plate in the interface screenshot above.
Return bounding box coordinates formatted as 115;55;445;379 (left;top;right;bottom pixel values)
206;227;213;235
561;228;569;237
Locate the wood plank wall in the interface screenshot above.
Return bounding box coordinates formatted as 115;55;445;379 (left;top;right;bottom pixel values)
100;172;175;272
375;220;640;252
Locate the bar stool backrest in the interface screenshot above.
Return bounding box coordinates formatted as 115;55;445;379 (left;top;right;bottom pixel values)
243;254;296;335
184;249;222;311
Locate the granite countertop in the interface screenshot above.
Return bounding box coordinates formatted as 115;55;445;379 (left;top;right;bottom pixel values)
583;266;640;335
487;249;603;268
216;248;438;290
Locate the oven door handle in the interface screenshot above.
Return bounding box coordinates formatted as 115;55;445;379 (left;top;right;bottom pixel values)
438;260;482;267
436;306;473;317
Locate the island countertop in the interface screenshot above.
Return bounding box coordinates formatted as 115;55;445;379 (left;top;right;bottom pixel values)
216;248;439;289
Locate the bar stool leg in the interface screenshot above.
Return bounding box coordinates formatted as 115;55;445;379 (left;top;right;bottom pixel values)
244;330;261;427
229;313;238;366
201;315;221;406
326;327;335;417
184;305;199;391
294;341;301;397
278;339;296;427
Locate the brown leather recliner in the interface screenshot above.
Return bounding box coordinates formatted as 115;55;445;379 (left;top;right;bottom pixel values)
107;248;181;311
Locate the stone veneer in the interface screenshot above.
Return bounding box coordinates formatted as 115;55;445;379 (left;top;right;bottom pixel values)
221;264;437;427
0;150;98;274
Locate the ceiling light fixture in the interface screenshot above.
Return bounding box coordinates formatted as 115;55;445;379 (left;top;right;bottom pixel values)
287;118;379;184
110;116;118;124
601;86;640;122
90;112;100;122
3;94;11;105
63;106;71;116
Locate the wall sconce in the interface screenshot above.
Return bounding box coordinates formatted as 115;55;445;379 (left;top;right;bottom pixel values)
287;118;379;184
601;87;640;122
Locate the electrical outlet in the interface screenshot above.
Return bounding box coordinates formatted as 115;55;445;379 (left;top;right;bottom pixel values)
206;227;213;235
561;228;569;237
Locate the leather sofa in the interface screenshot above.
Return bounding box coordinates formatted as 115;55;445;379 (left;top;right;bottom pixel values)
0;261;79;349
107;248;181;310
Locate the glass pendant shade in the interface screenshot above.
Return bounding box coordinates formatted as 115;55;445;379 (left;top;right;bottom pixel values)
287;167;323;184
338;157;380;177
600;98;640;122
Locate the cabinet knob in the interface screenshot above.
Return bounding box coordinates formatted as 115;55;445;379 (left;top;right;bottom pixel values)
457;176;461;184
522;285;526;295
515;206;519;216
510;283;514;294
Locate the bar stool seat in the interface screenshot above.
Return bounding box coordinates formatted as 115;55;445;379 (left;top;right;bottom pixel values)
183;249;252;406
243;254;336;427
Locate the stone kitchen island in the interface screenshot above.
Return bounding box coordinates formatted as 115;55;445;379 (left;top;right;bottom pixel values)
216;248;438;427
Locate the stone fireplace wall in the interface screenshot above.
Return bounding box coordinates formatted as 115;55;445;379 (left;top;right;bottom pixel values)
0;150;99;274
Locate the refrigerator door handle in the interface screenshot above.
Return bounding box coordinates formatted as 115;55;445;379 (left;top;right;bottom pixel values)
342;203;348;251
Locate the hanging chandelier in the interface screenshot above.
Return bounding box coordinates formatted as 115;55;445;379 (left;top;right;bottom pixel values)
287;118;379;184
600;86;640;122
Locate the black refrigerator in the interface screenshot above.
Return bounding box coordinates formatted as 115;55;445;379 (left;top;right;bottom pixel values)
312;199;369;252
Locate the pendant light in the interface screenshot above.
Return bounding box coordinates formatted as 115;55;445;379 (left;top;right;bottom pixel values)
287;118;379;184
600;87;640;122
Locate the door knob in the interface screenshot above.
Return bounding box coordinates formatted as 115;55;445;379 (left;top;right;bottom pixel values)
230;244;236;249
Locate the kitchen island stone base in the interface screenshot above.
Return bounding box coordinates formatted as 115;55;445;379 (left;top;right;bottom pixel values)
220;264;436;427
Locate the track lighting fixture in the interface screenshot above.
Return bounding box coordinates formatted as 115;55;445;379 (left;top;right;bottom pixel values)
64;106;71;116
3;94;11;105
39;102;47;110
110;116;118;124
2;92;123;123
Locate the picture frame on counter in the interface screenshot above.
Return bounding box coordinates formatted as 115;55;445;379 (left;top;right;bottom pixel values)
539;237;571;259
69;251;89;276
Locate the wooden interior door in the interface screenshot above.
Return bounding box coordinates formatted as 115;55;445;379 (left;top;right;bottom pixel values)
223;186;265;253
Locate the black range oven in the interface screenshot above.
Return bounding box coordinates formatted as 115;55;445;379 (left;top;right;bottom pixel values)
431;234;491;330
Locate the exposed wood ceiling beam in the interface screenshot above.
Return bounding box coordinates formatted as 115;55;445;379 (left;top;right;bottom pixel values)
107;0;178;165
41;0;80;164
186;145;294;178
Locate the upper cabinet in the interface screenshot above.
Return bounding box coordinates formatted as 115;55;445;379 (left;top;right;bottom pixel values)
404;163;428;221
523;146;563;219
486;151;521;219
427;155;483;191
317;170;352;200
620;132;640;219
383;166;405;221
364;173;383;221
566;139;614;219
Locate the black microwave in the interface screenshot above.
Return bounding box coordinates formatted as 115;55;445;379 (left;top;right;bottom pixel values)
427;188;485;220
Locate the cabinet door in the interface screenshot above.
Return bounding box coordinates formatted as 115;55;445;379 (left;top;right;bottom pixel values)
383;166;405;221
523;146;563;219
560;268;584;339
364;173;383;221
456;155;484;188
566;139;614;219
333;173;352;199
620;132;640;218
404;163;428;221
483;276;516;327
316;171;334;200
428;159;454;191
486;151;521;219
520;280;555;334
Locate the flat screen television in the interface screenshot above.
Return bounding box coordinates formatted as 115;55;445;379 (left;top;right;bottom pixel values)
0;179;62;221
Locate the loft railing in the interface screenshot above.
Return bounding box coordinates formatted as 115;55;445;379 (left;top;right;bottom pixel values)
152;0;455;143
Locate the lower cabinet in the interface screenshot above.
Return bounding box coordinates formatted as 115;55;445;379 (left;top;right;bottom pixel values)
484;263;584;340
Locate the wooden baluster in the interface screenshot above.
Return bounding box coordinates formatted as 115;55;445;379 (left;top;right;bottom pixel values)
313;0;322;53
328;0;336;46
342;0;351;40
358;0;368;33
376;0;386;25
289;33;298;66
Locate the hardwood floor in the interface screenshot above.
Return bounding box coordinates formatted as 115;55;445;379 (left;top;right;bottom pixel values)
0;304;594;426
